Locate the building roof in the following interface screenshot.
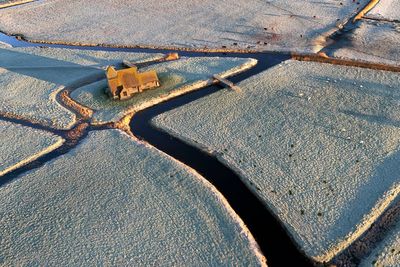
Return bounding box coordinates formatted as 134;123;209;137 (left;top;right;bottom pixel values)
106;66;118;79
121;72;140;89
139;70;159;84
106;65;160;98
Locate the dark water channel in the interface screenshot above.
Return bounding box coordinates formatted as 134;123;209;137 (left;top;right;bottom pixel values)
0;32;313;266
130;57;314;267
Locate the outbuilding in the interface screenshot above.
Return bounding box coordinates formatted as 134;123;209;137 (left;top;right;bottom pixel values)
105;65;160;100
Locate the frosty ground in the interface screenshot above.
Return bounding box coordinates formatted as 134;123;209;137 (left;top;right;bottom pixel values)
0;43;265;265
0;120;64;176
325;0;400;66
360;209;400;266
153;60;400;262
71;57;256;124
0;0;34;8
1;0;398;67
0;130;265;266
0;0;369;53
0;0;399;266
0;45;163;129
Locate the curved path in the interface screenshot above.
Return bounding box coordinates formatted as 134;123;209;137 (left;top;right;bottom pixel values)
130;82;313;266
129;52;313;266
1;10;400;263
0;32;314;266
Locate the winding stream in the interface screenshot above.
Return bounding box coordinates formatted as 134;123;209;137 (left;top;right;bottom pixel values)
0;32;313;266
130;81;313;267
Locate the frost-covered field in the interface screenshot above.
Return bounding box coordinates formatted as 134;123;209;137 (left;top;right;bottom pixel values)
0;0;368;53
0;0;33;6
366;0;399;21
0;0;399;265
71;57;256;124
0;46;162;129
153;60;400;262
326;0;400;66
360;218;400;267
0;120;64;176
328;20;400;66
0;129;265;266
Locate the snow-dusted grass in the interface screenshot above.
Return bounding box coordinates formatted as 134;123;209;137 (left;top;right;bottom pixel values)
0;129;265;266
326;0;400;66
71;57;256;124
0;120;64;176
153;60;400;262
0;0;34;8
327;20;400;66
0;0;368;53
0;0;30;3
366;0;400;21
360;219;400;266
0;46;163;129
